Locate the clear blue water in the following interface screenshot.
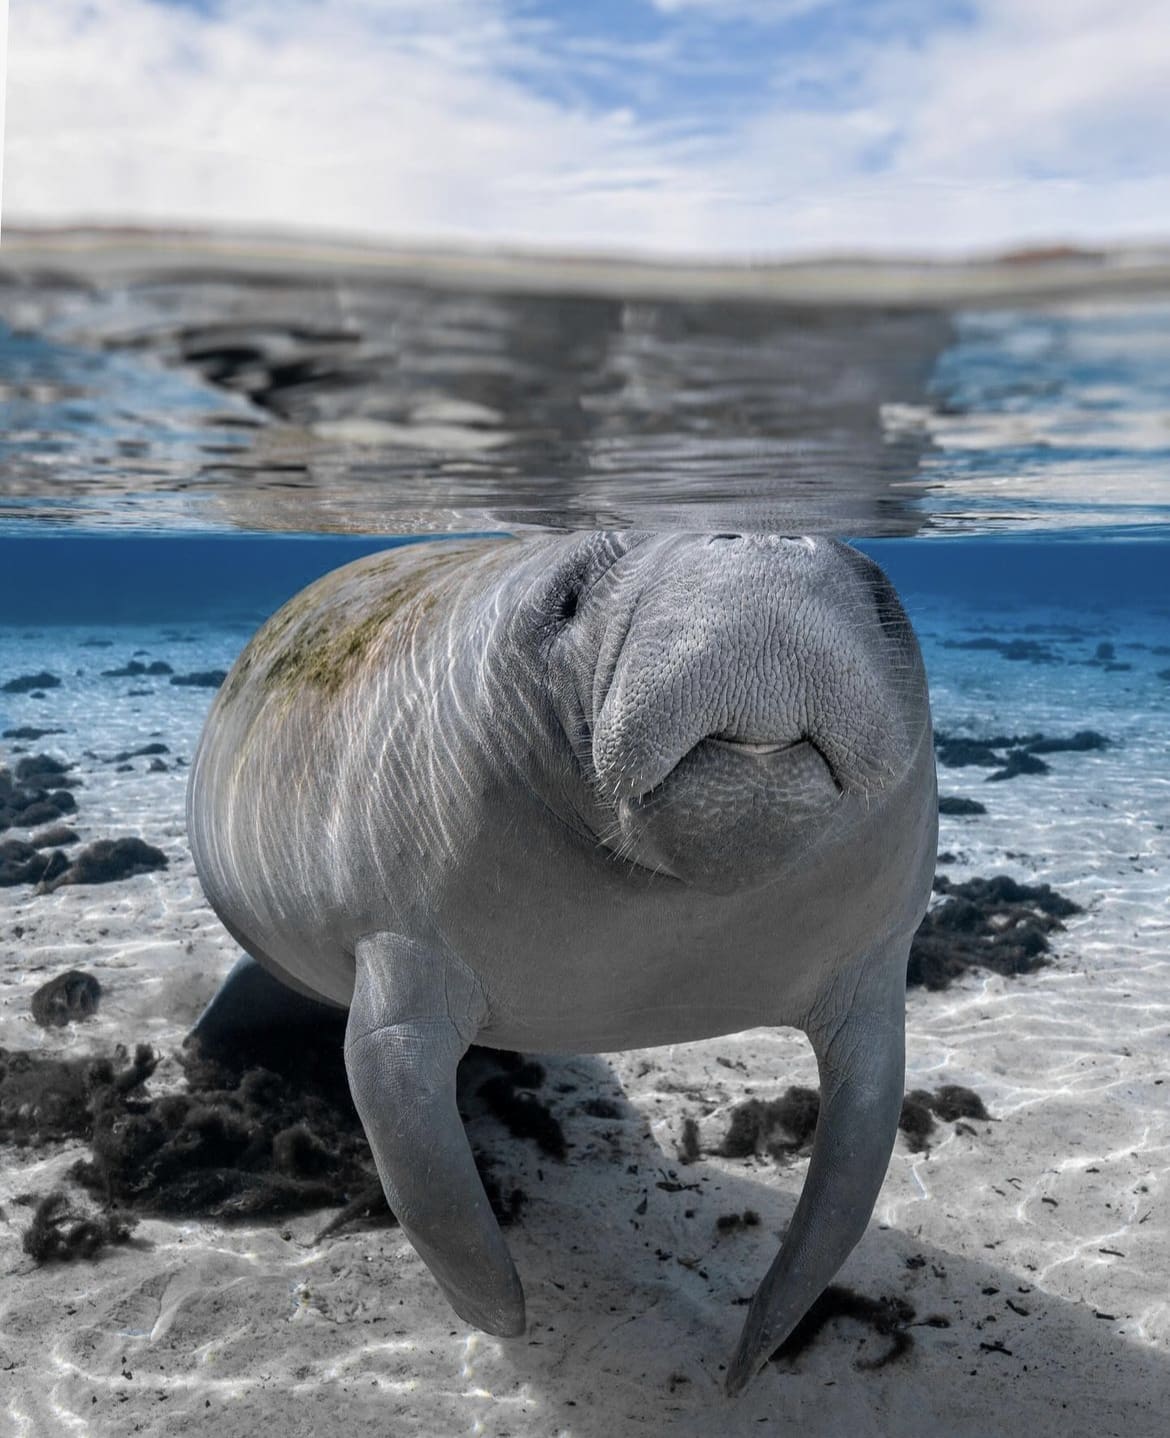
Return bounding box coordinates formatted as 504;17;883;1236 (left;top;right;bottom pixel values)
1;268;1168;1431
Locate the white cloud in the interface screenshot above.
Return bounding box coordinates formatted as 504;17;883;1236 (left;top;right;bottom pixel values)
2;0;1168;257
648;1;829;16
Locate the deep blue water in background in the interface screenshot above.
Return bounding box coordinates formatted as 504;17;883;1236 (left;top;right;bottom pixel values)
0;531;1167;628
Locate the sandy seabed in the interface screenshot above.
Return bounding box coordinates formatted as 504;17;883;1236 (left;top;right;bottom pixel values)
1;588;1167;1438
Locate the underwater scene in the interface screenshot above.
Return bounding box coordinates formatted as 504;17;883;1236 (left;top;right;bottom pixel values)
0;249;1167;1438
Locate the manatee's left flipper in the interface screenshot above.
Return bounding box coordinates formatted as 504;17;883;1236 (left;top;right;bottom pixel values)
189;952;345;1053
725;943;908;1396
345;932;526;1337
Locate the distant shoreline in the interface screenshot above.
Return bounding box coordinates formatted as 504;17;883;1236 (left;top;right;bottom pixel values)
3;224;1170;307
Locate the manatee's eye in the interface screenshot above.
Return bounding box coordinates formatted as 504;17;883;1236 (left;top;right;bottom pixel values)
537;558;589;640
556;585;580;624
548;544;600;630
542;532;627;638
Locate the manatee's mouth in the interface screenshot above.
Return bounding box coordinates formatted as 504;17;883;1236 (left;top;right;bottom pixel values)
628;733;843;805
706;737;793;757
601;732;847;892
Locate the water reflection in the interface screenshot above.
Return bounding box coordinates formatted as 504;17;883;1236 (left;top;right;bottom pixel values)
0;269;948;534
0;262;1167;536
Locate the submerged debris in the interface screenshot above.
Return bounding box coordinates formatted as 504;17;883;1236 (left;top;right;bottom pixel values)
908;873;1081;990
677;1116;701;1165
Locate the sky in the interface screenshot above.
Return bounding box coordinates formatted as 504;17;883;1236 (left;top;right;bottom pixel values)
2;0;1168;259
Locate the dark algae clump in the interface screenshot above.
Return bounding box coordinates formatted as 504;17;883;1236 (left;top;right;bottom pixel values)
1;839;71;888
897;1095;936;1152
0;1043;157;1146
934;729;1110;784
925;1084;990;1123
718;1083;992;1160
21;1191;136;1264
0;754;79;834
4;975;557;1254
938;796;986;816
719;1087;820;1159
677;1115;701;1164
771;1286;918;1370
900;1086;993;1151
907;873;1082;990
986;751;1049;782
476;1055;566;1159
939;636;1060;663
101;660;174;678
169;669;228;689
1;671;62;694
30;970;102;1028
716;1209;760;1233
37;836;169;893
72;1045;376;1220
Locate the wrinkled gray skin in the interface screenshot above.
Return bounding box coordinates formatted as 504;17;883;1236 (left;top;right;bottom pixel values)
187;531;937;1395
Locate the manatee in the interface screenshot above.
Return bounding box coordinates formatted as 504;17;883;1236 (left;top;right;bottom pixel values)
186;531;937;1394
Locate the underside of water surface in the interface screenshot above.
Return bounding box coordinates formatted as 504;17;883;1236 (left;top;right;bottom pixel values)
1;237;1167;540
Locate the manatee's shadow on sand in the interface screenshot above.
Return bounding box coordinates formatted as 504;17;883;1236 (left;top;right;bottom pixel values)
441;1051;1167;1438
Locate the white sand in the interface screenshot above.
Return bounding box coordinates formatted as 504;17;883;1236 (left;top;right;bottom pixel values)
1;594;1167;1437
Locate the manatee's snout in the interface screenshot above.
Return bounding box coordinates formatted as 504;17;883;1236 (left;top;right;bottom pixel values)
582;533;927;892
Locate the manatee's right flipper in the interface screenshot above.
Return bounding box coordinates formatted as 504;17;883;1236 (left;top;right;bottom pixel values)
344;932;525;1337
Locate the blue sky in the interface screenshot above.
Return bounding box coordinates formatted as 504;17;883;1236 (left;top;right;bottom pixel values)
3;0;1168;257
